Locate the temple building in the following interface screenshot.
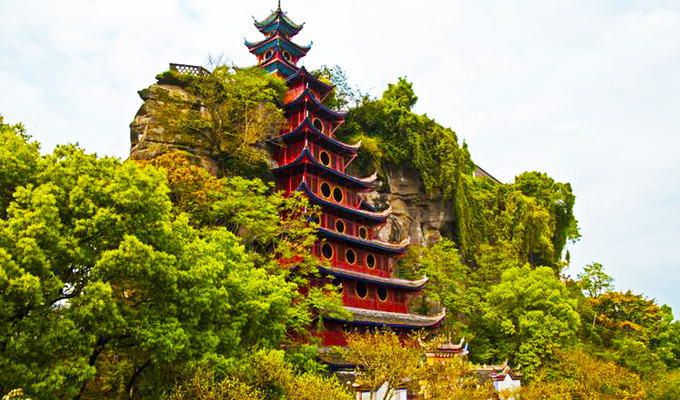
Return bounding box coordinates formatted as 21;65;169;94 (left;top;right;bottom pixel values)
245;4;445;347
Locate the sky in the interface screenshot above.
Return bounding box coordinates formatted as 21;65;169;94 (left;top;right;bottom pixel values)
1;0;679;314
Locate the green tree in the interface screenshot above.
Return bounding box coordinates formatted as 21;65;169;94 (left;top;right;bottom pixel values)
0;115;40;215
520;349;645;400
477;265;580;376
0;138;316;399
155;66;286;175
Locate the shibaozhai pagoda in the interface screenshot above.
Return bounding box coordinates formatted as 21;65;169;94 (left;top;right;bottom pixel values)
144;3;523;398
244;3;446;347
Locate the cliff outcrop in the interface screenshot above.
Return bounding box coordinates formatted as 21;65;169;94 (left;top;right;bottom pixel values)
129;83;220;174
129;81;454;248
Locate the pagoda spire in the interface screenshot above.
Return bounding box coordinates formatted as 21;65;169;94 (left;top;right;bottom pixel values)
246;3;310;77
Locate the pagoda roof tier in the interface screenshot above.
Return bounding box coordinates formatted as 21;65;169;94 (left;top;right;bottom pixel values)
286;67;335;99
327;307;446;328
245;35;312;59
253;6;304;38
475;362;523;382
276;117;360;154
274;144;378;188
298;181;390;223
319;227;410;254
284;89;347;120
318;265;427;290
260;55;298;78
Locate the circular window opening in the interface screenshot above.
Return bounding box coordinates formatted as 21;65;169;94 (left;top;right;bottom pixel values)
320;182;332;198
359;226;369;239
283;51;292;62
333;187;344;203
366;253;376;269
345;249;357;265
377;287;388;302
355;281;368;299
312;118;324;132
264;50;273;60
321;243;334;260
319;150;331;167
335;219;345;233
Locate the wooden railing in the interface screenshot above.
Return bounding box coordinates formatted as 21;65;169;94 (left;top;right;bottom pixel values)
170;63;210;76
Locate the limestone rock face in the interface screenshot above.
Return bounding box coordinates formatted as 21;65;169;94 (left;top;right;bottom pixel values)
129;83;219;174
367;164;454;248
129;83;454;247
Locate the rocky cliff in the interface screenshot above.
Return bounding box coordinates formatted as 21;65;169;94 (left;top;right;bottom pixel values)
129;81;454;248
129;83;220;175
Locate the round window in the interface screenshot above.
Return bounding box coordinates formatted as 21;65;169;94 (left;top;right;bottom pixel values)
377;287;388;302
366;253;376;269
320;182;332;198
345;249;357;265
321;243;334;260
333;187;344;203
319;150;331;167
283;51;292;62
264;50;273;60
312;118;324;132
359;226;369;239
335;219;345;233
355;281;368;299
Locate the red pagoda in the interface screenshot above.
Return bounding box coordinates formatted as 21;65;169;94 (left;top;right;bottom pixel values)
246;3;445;346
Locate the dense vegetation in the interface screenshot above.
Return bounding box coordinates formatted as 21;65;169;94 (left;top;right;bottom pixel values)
1;62;679;399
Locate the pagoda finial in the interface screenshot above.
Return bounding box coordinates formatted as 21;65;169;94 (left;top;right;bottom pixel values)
278;0;281;10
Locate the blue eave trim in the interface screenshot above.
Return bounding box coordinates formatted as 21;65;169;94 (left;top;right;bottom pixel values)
298;182;388;222
262;59;298;78
274;147;377;188
286;67;334;95
318;228;408;254
277;118;359;155
325;316;442;329
284;89;347;119
245;36;311;58
317;266;426;290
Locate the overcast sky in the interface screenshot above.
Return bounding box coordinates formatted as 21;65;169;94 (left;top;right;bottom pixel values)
1;0;679;315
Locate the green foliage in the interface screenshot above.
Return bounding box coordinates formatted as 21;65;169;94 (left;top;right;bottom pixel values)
0;115;40;216
0;134;328;398
155;66;286;177
578;262;614;298
166;350;354;400
521;349;646;399
311;65;360;110
339;78;578;269
477;265;580;376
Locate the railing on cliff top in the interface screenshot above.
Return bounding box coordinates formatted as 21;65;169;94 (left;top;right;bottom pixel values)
170;63;210;76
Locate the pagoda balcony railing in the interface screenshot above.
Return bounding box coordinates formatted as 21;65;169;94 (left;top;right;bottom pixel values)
170;63;210;76
343;294;408;314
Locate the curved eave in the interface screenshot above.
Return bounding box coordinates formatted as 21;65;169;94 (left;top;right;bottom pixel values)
319;266;427;290
278;118;360;154
319;227;410;254
274;146;378;188
284;89;347;119
245;36;311;58
327;307;446;328
298;181;390;222
286;67;335;97
254;10;304;37
260;57;298;78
